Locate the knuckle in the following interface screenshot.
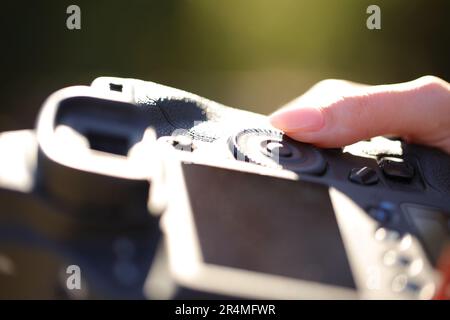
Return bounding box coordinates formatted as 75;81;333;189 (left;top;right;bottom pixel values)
416;75;449;93
341;92;372;116
342;93;375;137
313;79;346;90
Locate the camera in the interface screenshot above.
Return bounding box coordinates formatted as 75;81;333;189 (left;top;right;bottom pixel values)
0;77;449;299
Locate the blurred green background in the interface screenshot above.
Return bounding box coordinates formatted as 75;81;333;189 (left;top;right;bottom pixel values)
1;0;449;132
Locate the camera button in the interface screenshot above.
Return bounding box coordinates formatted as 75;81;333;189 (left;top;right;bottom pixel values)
383;250;411;268
349;166;379;185
374;227;401;242
383;250;399;267
379;157;414;181
368;202;395;223
391;274;422;295
162;135;194;152
261;140;293;158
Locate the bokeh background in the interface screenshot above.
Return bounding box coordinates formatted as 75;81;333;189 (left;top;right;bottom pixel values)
1;0;449;132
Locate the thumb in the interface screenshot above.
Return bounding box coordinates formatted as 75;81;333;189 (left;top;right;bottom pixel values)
269;76;450;153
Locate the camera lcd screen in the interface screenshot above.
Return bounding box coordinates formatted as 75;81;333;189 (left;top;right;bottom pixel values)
183;164;356;289
403;204;450;265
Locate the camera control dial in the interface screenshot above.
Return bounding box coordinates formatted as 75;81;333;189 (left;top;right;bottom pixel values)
229;128;326;175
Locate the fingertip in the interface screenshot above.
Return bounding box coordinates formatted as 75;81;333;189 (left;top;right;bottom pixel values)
269;106;325;132
286;131;342;148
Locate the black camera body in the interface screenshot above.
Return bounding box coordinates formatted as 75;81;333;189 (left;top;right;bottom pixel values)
0;77;449;299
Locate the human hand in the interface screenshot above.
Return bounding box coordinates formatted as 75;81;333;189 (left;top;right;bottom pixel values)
269;76;450;154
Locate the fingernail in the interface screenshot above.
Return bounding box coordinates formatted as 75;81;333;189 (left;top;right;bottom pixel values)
269;107;324;132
